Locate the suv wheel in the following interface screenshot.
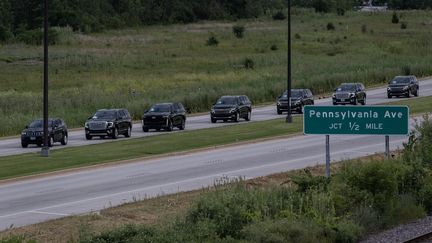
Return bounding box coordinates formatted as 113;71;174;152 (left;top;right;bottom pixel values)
86;134;92;140
143;126;149;132
211;117;217;123
21;142;28;148
405;92;410;98
178;119;185;130
125;126;131;137
351;98;357;105
111;127;118;139
48;136;54;147
166;120;173;131
277;108;282;115
61;133;68;145
414;89;419;97
245;110;251;121
361;97;366;105
387;94;392;99
234;112;239;122
298;105;303;114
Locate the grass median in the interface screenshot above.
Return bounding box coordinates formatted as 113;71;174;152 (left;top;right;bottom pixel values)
0;117;303;180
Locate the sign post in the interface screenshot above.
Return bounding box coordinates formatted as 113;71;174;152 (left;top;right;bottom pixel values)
304;106;409;177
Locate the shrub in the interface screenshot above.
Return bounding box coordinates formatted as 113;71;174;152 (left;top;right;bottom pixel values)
327;22;335;31
270;44;278;51
16;28;59;45
232;25;245;38
401;22;408;29
392;12;399;24
294;33;301;39
206;35;219;46
272;11;286;20
403;115;432;165
243;58;255;69
361;24;367;33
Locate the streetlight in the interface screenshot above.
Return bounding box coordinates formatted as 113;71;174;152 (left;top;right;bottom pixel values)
286;0;292;123
41;0;49;157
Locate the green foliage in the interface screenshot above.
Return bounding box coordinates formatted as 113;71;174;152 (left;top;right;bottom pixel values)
270;44;278;51
206;35;219;46
272;11;286;20
243;58;255;69
392;12;400;23
401;22;408;29
403;116;432;165
361;24;367;33
16;28;59;45
232;25;245;38
327;22;335;31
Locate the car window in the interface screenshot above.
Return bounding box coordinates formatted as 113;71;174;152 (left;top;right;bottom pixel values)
336;84;356;92
178;103;185;112
149;104;171;112
93;110;117;119
216;97;238;105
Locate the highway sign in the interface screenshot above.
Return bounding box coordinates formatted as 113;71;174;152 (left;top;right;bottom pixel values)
304;106;409;135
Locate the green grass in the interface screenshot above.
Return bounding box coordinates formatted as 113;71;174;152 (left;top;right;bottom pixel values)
384;96;432;114
0;118;302;180
1;10;432;136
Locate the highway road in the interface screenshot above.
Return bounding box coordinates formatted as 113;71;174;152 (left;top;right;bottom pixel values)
0;79;431;230
1;78;432;157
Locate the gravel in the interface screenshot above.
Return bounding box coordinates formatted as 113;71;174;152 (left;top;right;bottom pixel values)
361;216;432;243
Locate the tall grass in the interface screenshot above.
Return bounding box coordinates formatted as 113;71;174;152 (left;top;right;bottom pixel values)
1;10;432;136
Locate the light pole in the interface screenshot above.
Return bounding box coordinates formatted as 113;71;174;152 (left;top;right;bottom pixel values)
41;0;49;157
286;0;292;123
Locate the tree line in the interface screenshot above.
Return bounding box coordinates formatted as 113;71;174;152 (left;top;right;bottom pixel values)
0;0;430;43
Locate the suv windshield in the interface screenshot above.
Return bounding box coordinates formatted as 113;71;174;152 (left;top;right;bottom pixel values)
93;110;116;119
149;104;171;112
216;97;237;105
282;90;302;98
28;120;53;128
336;84;356;92
390;77;410;84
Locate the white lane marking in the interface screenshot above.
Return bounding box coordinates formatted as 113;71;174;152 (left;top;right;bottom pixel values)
28;211;70;216
0;136;406;219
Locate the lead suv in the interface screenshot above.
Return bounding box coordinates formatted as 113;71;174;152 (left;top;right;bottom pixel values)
277;89;314;114
332;83;366;105
142;103;186;132
21;118;68;148
85;109;132;140
210;95;252;123
387;75;419;98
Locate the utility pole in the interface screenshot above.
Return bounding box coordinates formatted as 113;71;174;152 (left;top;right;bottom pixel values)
41;0;49;157
286;0;292;123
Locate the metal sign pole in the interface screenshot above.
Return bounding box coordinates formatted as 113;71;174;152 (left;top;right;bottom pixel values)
326;135;330;178
385;135;390;159
41;0;49;157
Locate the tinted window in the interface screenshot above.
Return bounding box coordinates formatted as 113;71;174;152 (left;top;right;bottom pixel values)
282;90;303;98
93;110;117;119
28;120;54;128
391;77;410;84
149;104;171;112
336;84;356;92
216;97;238;105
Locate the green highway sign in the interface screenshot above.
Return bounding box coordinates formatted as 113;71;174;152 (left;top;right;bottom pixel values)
304;106;409;135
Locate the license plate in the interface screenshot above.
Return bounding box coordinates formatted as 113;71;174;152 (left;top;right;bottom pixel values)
30;137;36;140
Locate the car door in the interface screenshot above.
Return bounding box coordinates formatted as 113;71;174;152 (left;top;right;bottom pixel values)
238;96;246;117
171;104;179;126
307;89;314;105
53;119;62;142
117;110;125;133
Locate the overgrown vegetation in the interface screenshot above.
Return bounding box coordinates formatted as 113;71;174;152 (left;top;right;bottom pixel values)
1;10;432;136
72;117;432;243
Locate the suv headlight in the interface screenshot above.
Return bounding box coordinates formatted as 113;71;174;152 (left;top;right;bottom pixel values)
85;122;89;128
349;93;355;97
387;87;391;91
332;94;336;98
107;122;114;128
21;131;27;135
403;86;409;90
229;108;236;113
211;108;215;113
277;101;281;106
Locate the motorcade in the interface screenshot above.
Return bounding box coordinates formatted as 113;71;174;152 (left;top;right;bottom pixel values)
277;89;314;114
332;83;366;105
387;75;419;98
21;118;68;148
210;95;252;123
142;103;186;132
85;109;132;140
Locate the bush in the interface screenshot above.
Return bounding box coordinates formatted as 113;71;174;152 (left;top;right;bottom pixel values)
403;115;432;165
272;11;286;20
243;58;255;69
401;22;408;29
392;12;399;24
270;44;278;51
361;24;367;33
295;33;301;39
16;28;59;45
327;22;335;31
232;25;245;38
206;35;219;46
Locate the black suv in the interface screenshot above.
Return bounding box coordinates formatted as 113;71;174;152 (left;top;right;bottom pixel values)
21;118;68;148
277;89;314;114
387;75;419;98
210;95;252;123
85;109;132;140
332;83;366;105
142;103;186;132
